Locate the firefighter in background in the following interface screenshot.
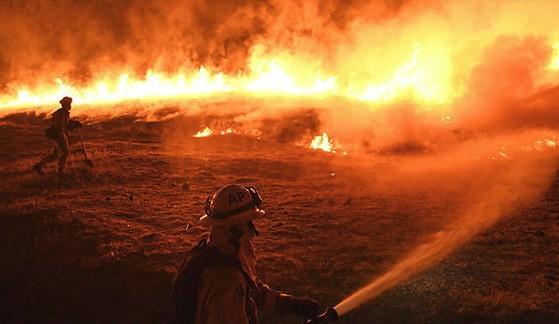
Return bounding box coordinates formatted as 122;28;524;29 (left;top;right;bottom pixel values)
33;96;82;179
172;184;322;324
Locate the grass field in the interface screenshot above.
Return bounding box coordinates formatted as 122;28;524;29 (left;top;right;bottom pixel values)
1;102;558;323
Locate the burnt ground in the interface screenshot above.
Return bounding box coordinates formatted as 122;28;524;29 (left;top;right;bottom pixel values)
0;110;558;323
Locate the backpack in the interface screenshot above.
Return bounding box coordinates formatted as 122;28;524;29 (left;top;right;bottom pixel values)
171;238;252;324
44;126;57;139
44;109;63;139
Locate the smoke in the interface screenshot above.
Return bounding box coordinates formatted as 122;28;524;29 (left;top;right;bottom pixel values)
5;0;554;87
0;0;405;90
0;0;262;87
1;0;558;150
1;1;558;315
455;36;555;131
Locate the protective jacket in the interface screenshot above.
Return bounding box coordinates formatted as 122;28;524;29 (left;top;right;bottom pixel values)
172;238;297;324
52;108;70;138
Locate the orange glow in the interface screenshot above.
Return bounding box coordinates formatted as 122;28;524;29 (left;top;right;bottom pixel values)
0;44;466;110
193;127;237;138
1;1;559;113
194;127;213;138
353;45;456;104
310;132;334;153
220;128;236;135
1;37;558;111
532;138;558;151
550;42;559;70
0;68;230;110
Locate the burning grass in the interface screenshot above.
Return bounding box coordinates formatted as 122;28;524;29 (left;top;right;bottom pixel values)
1;1;559;114
1;0;559;321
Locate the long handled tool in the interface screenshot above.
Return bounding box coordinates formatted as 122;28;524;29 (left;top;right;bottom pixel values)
77;129;94;167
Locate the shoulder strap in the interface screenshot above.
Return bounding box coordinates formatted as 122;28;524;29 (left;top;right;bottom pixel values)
52;108;69;117
51;109;62;122
192;240;254;287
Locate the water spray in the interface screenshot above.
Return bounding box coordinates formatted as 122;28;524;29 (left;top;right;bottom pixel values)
304;153;558;323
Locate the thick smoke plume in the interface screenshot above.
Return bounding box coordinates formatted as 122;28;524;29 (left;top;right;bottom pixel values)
0;0;404;89
2;0;555;89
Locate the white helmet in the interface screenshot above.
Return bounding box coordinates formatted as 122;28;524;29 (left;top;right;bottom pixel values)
199;184;265;227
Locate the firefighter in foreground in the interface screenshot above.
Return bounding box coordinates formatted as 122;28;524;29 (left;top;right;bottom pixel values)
172;184;322;323
33;96;82;179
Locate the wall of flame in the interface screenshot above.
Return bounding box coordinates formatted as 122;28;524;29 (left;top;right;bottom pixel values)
0;0;558;113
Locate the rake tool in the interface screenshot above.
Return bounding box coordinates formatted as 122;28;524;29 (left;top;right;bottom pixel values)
77;129;94;167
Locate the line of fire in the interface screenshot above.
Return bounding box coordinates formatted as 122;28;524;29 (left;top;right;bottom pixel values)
1;1;558;323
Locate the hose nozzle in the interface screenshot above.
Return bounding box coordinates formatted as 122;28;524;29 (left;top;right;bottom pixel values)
305;307;339;324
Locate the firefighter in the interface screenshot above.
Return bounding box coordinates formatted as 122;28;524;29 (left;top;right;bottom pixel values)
33;96;82;179
172;184;322;324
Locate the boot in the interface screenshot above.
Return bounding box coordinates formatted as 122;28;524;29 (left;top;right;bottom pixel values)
32;163;45;176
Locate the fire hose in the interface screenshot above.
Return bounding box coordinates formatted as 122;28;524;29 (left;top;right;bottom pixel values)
304;307;339;323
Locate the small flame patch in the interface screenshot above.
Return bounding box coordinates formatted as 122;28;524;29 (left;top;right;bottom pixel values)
194;127;213;138
193;127;237;138
310;132;334;153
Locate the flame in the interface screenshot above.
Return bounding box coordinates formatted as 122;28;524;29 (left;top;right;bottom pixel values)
1;38;557;111
193;127;237;138
194;127;213;138
310;132;334;153
1;68;230;109
550;42;559;70
1;1;559;112
355;45;454;104
0;44;461;110
220;128;236;135
533;138;557;151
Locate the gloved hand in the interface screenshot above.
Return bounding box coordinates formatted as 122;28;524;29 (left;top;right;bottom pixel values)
288;297;322;319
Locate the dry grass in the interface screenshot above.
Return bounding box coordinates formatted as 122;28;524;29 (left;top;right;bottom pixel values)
1;110;558;323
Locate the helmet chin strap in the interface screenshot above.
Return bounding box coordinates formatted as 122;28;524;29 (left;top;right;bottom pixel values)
247;221;259;236
228;225;244;250
227;222;259;250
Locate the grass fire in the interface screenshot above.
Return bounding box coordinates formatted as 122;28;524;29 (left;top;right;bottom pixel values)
1;1;558;323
